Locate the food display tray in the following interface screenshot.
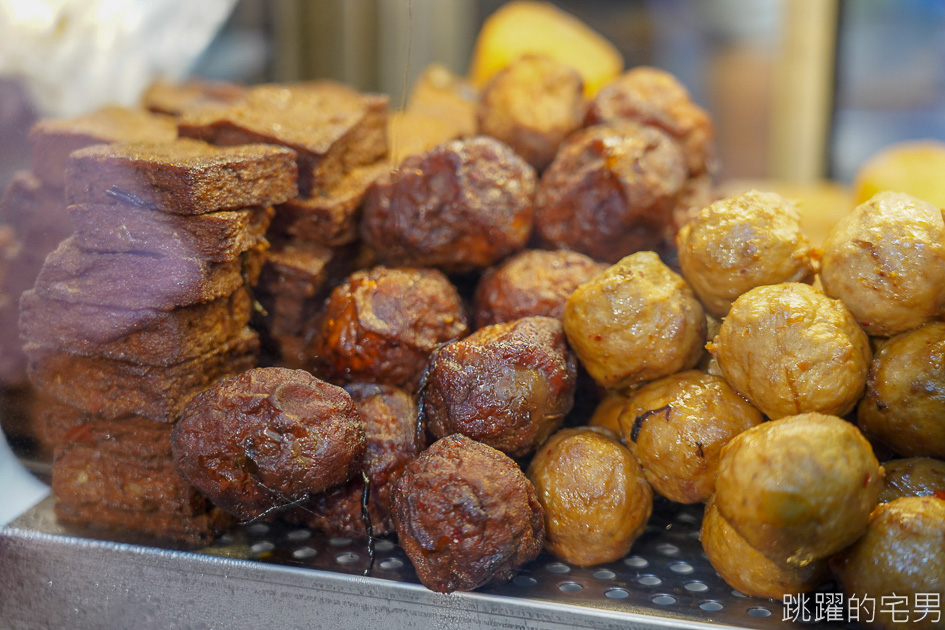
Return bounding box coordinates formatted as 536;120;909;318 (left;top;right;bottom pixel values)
0;492;858;630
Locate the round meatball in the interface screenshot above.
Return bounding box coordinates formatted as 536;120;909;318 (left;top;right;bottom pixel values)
700;498;829;599
309;266;469;391
472;249;606;328
171;368;365;522
390;434;544;593
534;122;687;263
714;412;883;567
360;136;536;272
586;66;716;177
676;190;816;317
820;191;945;337
710;282;871;420
619;370;763;503
563;251;706;389
857;322;945;458
287;383;423;537
878;457;945;504
527;427;652;566
420;316;577;457
477;54;586;171
588;389;630;436
830;497;945;630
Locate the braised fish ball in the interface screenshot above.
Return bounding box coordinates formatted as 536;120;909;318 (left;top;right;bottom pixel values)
676;190;815;317
527;427;652;566
857;322;945;459
877;457;945;503
563;251;706;389
710;282;870;420
390;434;544;593
714;412;883;567
820;191;945;337
619;370;763;503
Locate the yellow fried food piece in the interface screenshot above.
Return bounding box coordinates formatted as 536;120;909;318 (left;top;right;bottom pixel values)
468;1;623;97
853;139;945;209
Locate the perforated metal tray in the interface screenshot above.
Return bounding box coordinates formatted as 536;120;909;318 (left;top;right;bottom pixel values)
1;493;858;630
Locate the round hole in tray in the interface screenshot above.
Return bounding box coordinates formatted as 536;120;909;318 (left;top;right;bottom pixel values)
374;539;395;552
651;594;677;606
747;606;772;618
285;529;311;542
684;581;709;593
216;534;234;545
655;542;680;556
637;574;662;586
669;561;694;574
292;546;317;560
592;569;616;580
245;523;270;536
512;575;537;588
675;510;700;524
545;562;571;574
558;581;583;593
624;555;648;569
700;600;724;612
250;541;275;555
335;551;359;565
732;589;749;598
329;537;352;547
605;588;630;600
378;558;403;571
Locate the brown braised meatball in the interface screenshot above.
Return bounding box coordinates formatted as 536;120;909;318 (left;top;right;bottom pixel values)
527;427;652;566
619;370;763;503
563;251;706;389
588;389;630;436
472;249;606;328
820;191;945;337
533;122;687;263
477;54;586;171
171;367;365;522
830;497;945;630
676;190;816;317
420;316;577;457
586;66;716;178
390;433;544;593
857;322;945;459
700;497;829;600
287;383;424;537
714;413;883;567
709;282;871;420
878;457;945;503
309;266;469;391
360;136;536;272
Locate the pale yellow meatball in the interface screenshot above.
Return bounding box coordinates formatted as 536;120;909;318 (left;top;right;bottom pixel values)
714;412;883;567
618;370;763;503
710;282;871;420
527;427;653;566
587;389;629;436
700;498;829;599
857;322;945;459
830;496;945;630
878;457;945;503
820;191;945;337
563;251;706;389
676;190;816;317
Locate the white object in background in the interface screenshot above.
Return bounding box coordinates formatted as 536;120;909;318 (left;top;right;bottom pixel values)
0;433;49;526
0;0;238;117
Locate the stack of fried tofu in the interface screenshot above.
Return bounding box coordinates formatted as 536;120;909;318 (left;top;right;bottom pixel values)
0;107;178;441
178;82;391;368
19;138;298;543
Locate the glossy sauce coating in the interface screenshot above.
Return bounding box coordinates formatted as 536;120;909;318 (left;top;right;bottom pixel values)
877;457;945;503
390;434;544;593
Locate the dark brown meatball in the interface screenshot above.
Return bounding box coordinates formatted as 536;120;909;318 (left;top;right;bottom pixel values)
171;367;365;522
472;249;606;328
287;383;424;537
390;433;544;593
477;54;586;171
309;266;469;391
360;136;537;272
586;66;716;178
419;316;577;457
533;122;687;263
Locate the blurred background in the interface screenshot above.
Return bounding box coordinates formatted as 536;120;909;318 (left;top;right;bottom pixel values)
2;0;945;189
